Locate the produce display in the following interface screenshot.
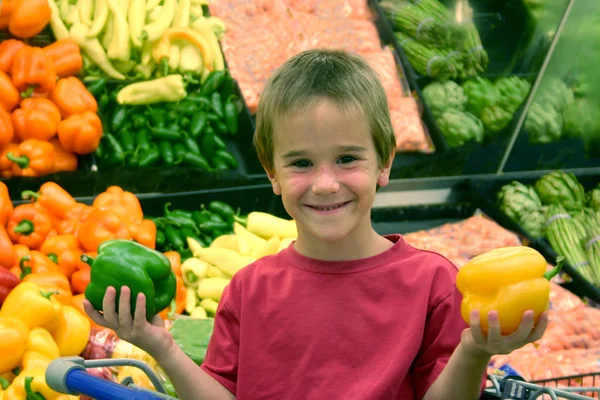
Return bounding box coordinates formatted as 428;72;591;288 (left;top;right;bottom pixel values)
498;171;600;286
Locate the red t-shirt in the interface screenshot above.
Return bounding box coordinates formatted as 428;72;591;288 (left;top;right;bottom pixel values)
201;234;468;399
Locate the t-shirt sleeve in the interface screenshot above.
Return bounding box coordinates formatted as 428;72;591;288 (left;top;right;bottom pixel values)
200;284;240;395
412;287;467;399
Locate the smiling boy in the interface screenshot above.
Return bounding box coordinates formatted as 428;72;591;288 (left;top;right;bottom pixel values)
85;49;548;400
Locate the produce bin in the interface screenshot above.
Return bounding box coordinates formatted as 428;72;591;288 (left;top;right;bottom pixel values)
468;168;600;304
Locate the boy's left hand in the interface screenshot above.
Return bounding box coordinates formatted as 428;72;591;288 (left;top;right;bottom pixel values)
461;309;549;360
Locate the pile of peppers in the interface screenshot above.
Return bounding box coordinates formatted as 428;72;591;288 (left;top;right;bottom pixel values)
90;70;241;170
0;38;103;178
0;0;52;39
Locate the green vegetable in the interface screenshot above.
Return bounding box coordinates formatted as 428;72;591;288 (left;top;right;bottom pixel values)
587;185;600;211
150;126;184;141
170;318;214;365
214;149;238;169
164;224;185;250
147;109;167;128
159;141;175;166
436;109;483;148
199;71;227;97
519;206;548;238
111;106;128;131
136;128;151;152
117;127;136;154
138;145;161;167
422;81;467;117
200;128;218;159
190;112;207;138
117;75;187;105
495;76;531;114
156;229;166;248
183;136;201;156
162;203;198;231
535;77;574;113
99;133;125;167
198;220;231;235
535;171;586;211
211;92;224;119
525;102;563;144
461;77;499;117
497;181;542;222
84;239;176;320
394;32;457;80
208;201;235;224
173;143;187;164
224;98;238;135
480;106;513;133
85;78;107;96
180;152;211;170
562;98;600;139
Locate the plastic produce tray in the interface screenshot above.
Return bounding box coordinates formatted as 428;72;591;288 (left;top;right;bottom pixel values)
468;169;600;304
370;0;546;154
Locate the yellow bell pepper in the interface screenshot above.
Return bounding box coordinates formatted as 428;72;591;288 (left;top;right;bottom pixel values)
51;305;91;357
26;328;60;360
22;351;52;370
3;365;63;400
456;247;563;335
0;282;63;331
116;366;155;390
0;318;29;374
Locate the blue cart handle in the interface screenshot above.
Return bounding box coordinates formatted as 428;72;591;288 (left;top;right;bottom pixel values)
46;356;178;400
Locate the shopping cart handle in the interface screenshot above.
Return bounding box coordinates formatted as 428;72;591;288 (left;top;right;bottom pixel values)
46;357;166;400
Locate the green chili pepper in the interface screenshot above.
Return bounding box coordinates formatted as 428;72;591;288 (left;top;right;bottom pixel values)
214;149;238;169
181;152;211;170
206;113;219;123
156;229;167;248
190;112;207;138
150;126;184;141
208;213;224;223
165;110;179;123
192;210;213;226
137;128;151;151
179;248;193;261
224;98;238;135
111;106;128;131
159;141;175;166
186;95;214;111
147;109;166;128
219;74;236;99
98;92;110;111
161;204;199;231
201;128;217;159
86;78;107;96
176;100;198;115
180;117;190;129
211;92;224;119
94;139;104;160
138;144;161;167
164;225;185;251
132;113;147;129
173;143;187;164
212;133;227;150
200;71;227;97
181;226;205;247
212;158;229;171
127;148;140;166
168;209;194;219
100;133;125;167
208;201;236;223
183;136;201;156
198;220;231;235
118;128;136;154
212;121;228;135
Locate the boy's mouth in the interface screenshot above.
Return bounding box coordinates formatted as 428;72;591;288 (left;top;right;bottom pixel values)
306;201;350;211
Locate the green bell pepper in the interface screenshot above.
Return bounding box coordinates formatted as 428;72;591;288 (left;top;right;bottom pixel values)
84;239;176;321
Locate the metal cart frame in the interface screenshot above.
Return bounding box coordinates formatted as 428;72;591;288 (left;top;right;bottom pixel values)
483;373;600;400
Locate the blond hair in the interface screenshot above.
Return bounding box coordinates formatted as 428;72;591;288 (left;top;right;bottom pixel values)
253;49;396;174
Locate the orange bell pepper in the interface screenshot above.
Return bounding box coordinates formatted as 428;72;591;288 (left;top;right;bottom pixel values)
11;46;56;95
0;181;14;227
7;204;53;249
0;39;25;74
0;106;14;147
0;225;16;270
129;219;157;250
0;71;20;112
49;138;78;173
22;182;76;220
0;0;15;30
22;271;73;306
7;139;55;177
58;203;92;236
42;40;83;78
40;234;81;278
163;251;182;277
71;293;102;329
8;0;51;39
57;111;103;155
159;275;185;319
0;143;19;178
77;208;131;252
19;251;60;282
93;186;144;223
49;77;97;118
12;97;61;141
70;266;90;294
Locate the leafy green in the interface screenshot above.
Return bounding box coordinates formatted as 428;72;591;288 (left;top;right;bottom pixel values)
422;81;467;117
170;318;214;365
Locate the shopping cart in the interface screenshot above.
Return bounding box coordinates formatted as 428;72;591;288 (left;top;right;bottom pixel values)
483;373;600;400
46;357;600;400
46;356;179;400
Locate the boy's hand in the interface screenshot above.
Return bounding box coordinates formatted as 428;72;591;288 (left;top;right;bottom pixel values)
83;286;175;356
460;309;549;360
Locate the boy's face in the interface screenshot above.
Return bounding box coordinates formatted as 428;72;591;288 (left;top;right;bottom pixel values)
268;98;393;244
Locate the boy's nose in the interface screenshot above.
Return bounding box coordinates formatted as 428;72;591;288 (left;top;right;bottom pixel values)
312;166;340;195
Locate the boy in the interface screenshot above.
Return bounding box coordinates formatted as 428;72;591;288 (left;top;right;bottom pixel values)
85;49;548;400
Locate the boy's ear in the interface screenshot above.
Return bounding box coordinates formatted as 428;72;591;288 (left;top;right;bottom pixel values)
377;152;395;188
268;171;282;195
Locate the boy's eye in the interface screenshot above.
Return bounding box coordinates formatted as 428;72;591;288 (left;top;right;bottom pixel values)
291;159;312;168
337;155;357;164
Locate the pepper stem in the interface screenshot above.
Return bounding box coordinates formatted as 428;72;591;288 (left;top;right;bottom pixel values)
7;152;30;169
13;220;34;235
160;58;169;77
40;290;58;299
80;254;95;266
0;377;9;390
48;253;59;264
544;256;565;281
24;376;46;400
20;266;31;280
21;190;40;200
21;87;34;98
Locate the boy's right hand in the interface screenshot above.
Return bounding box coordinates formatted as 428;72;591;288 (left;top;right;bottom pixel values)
83;286;175;356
